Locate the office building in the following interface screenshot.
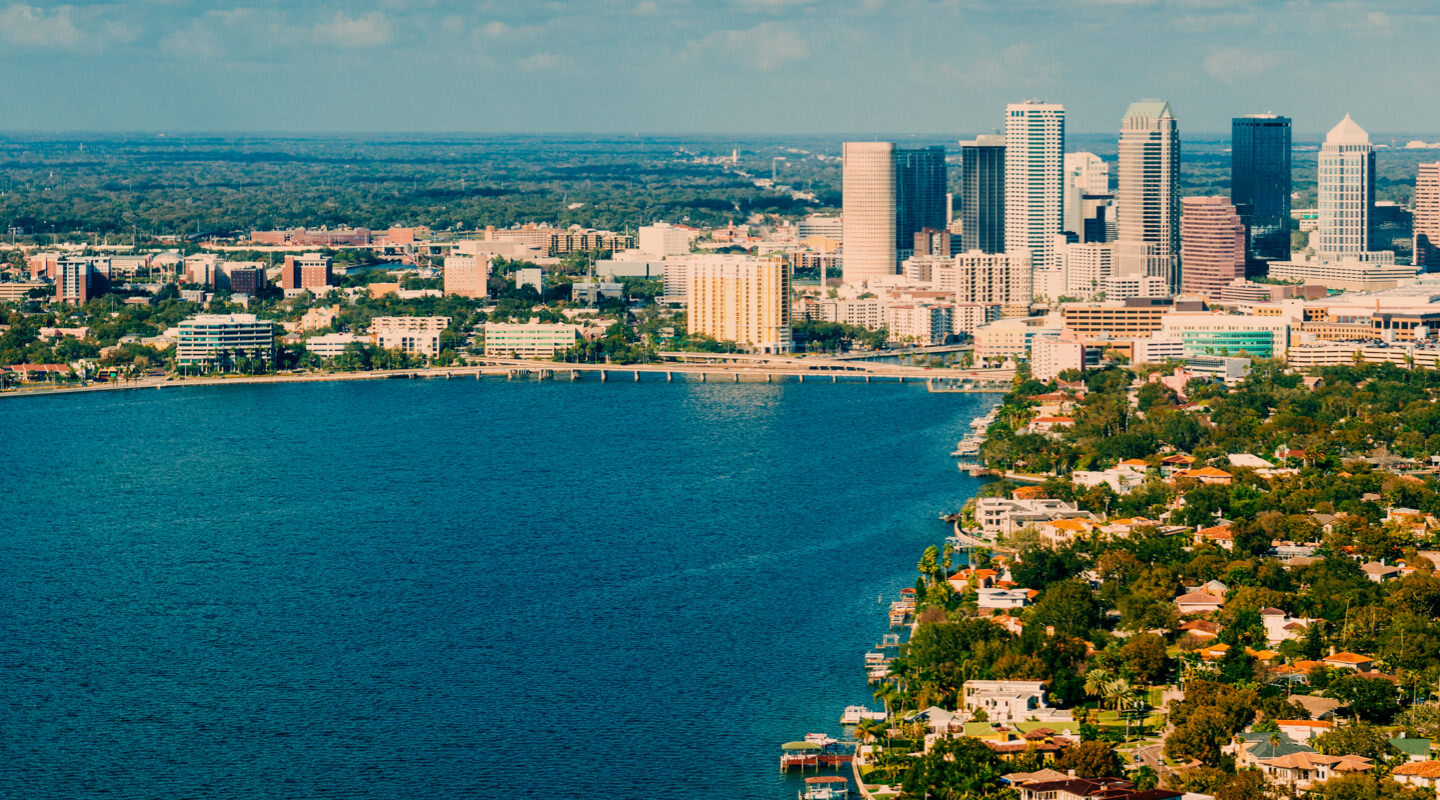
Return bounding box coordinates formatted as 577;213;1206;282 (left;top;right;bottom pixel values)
842;141;897;284
637;222;691;258
1045;239;1115;300
1004;102;1066;270
685;255;792;353
55;257;97;304
514;267;543;296
1316;114;1375;257
1064;152;1109;239
176;314;275;368
371;316;449;357
798;215;843;240
443;254;489;298
913;228;951;257
1031;337;1086;381
1268;253;1415;292
280;253;332;291
1416;163;1440;271
1231;114;1292;264
913;250;1033;316
1180;197;1246;299
894;146;947;260
303;332;361;359
959;135;1006;254
1116;100;1181;290
227;266;266;295
484;323;581;358
1159;312;1289;359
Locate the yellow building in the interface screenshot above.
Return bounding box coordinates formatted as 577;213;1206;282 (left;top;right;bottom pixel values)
685;256;792;353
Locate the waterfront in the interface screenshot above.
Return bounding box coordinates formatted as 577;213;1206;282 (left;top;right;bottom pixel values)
0;380;991;799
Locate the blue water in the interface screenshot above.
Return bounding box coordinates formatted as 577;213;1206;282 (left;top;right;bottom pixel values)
0;379;991;799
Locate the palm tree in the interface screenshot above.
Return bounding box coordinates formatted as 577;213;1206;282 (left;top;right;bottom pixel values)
1084;667;1112;703
873;683;898;718
1103;676;1135;712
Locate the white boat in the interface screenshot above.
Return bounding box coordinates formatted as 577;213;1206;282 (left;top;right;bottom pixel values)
840;705;888;724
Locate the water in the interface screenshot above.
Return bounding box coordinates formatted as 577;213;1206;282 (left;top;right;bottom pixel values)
0;379;992;799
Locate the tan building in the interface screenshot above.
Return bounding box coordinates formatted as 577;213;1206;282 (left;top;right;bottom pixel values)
920;249;1033;317
1268;254;1417;292
1180;196;1246;299
443;254;488;298
842;141;897;285
370;316;449;357
1116;100;1180;289
1061;303;1170;338
484;323;580;358
1416;163;1440;270
686;255;792;353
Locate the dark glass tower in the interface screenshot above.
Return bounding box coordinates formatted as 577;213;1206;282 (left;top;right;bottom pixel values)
893;146;947;255
958;136;1005;254
1231;114;1292;265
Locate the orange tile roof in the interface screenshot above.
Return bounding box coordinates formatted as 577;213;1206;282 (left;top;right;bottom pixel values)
1324;652;1373;664
1395;761;1440;779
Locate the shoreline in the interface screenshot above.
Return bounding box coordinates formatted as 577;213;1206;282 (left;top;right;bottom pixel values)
2;364;1006;401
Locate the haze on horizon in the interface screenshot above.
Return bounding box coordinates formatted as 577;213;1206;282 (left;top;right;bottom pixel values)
0;0;1435;137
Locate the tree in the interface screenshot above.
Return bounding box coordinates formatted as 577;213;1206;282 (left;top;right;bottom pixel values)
1132;765;1158;791
899;735;1016;800
1084;667;1112;703
1119;633;1171;686
1329;674;1402;723
1309;774;1436;800
1313;721;1391;759
1055;740;1123;780
1164;705;1232;765
1215;770;1279;800
1029;579;1100;638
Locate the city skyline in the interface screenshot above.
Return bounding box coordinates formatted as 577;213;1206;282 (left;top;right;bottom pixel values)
1;1;1439;134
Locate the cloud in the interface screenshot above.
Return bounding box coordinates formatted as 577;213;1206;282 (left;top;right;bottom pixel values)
1203;45;1279;84
312;11;393;48
695;22;810;71
0;4;85;48
517;51;561;70
161;25;222;59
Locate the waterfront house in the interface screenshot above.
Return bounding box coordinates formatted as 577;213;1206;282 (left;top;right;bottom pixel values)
962;680;1072;724
1038;518;1101;546
1016;778;1182;800
1071;467;1146;496
1027;416;1076;436
976;588;1036;611
975;498;1095;538
1001;768;1071;786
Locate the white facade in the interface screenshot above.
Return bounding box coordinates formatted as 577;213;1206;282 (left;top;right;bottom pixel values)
962;680;1070;724
371;316;449;357
1030;337;1085;381
1116;100;1180;290
842;141;897;284
820;298;885;330
637;222;691;258
1004;102;1065;272
1101;274;1170;300
514;267;543;296
925;249;1033;315
176;313;274;367
1132;336;1187;364
1064;152;1109;237
973;314;1064;361
885;304;953;346
303;332;361;359
1269;253;1413;292
1048;239;1115;300
484;323;580;358
1317;115;1373;257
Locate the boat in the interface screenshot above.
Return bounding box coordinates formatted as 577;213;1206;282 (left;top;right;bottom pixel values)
839;705;887;724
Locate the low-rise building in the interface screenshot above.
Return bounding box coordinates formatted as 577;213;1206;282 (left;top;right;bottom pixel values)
303;332;361;359
483;322;580;358
961;680;1071;724
176;313;275;369
371;316;449;357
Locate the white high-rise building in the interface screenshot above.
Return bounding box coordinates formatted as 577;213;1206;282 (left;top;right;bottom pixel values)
1004;102;1065;272
1316;114;1374;257
637;222;691;258
842;141;897;284
1115;100;1180;291
1046;238;1115;300
1064;153;1108;237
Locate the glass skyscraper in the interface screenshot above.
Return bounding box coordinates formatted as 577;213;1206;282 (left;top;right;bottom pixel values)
959;136;1005;254
894;146;947;254
1231;114;1292;264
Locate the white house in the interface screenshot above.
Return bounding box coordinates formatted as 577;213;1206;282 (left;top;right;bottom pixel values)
961;680;1072;724
976;588;1035;611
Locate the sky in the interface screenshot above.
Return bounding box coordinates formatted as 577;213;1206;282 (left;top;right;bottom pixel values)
0;0;1436;135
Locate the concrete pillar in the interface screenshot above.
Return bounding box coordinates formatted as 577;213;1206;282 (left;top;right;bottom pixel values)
634;370;640;382
600;370;607;382
865;375;871;383
734;373;739;383
666;372;672;382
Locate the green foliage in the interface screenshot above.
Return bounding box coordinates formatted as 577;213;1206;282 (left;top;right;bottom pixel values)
899;736;1017;800
1053;740;1121;779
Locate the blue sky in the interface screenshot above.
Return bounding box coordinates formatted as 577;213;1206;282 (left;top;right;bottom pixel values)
0;0;1435;135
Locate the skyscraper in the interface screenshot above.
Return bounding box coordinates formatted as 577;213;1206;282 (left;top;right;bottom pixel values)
1316;114;1374;257
1179;196;1246;299
842;141;897;284
959;136;1006;254
1231;114;1292;264
894;146;947;259
1004;101;1065;271
1116;100;1181;291
1064;152;1113;244
1415;163;1440;272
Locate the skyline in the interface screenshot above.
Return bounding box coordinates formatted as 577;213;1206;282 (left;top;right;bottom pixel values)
0;0;1436;134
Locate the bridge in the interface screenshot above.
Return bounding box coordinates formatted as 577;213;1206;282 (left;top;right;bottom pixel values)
826;344;974;361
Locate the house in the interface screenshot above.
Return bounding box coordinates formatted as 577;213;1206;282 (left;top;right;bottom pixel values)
1002;768;1072;786
1260;608;1313;646
1171;467;1234;486
1275;720;1334;743
1289;695;1343;720
1179;620;1222;641
1390;735;1432;763
1101;517;1160;538
991;614;1025;636
1028;416;1076;436
1255;752;1372;791
1393;760;1440;793
1071;467;1147;496
949;568;1002;592
1016;778;1181;800
962;680;1072;724
979;728;1069;762
1116;458;1151;473
1175;591;1226;615
1198;642;1231;661
1194;524;1235;550
1228;453;1275;469
975;498;1096;538
1361;561;1404;582
905;706;965;734
1013;486;1047;501
1323;652;1375;672
1159;454;1198;476
1229;731;1315;769
1184;579;1228;597
976;588;1037;611
1038;517;1102;546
